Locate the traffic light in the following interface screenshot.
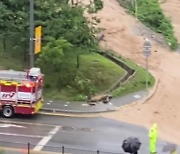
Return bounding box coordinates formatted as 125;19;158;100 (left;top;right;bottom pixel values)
34;26;42;54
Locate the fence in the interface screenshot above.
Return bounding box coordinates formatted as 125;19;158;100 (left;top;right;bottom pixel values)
0;141;123;154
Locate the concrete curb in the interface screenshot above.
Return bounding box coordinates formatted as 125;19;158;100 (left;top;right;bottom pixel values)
117;77;159;110
141;77;159;104
38;111;99;117
40;106;118;114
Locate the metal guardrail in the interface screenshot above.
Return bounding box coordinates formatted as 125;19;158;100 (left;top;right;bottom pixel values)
0;141;123;154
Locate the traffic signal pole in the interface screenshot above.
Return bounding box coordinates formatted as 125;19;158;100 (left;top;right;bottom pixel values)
29;0;34;68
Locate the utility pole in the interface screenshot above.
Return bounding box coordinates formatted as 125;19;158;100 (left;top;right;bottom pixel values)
29;0;34;68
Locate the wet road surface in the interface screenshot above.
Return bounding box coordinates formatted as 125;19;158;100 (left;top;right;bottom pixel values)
0;114;179;154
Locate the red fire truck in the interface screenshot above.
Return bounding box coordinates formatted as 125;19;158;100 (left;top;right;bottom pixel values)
0;67;43;118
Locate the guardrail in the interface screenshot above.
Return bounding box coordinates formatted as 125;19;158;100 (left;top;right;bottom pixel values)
0;141;123;154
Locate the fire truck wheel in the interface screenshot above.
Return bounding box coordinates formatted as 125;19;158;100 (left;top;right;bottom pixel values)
2;106;14;118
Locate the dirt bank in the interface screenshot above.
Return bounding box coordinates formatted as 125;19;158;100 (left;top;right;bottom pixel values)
78;0;180;144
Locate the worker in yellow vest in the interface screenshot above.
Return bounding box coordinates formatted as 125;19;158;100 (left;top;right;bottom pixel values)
149;123;158;154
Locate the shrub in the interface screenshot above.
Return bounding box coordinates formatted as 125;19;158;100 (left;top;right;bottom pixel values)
73;73;96;96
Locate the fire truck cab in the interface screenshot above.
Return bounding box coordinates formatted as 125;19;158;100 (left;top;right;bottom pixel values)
0;67;43;118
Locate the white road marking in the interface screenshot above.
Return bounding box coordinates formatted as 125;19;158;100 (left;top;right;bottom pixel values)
108;102;113;105
0;132;43;138
0;124;26;128
49;100;53;103
64;104;68;106
33;126;59;151
81;103;88;106
0;119;60;128
133;94;141;99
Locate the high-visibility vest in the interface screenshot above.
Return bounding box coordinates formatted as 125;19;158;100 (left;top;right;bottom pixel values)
149;123;158;153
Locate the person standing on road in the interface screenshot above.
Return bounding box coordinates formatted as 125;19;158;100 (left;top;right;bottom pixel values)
149;123;158;154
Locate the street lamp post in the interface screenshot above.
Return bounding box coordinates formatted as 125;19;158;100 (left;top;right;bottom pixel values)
29;0;34;68
143;38;151;89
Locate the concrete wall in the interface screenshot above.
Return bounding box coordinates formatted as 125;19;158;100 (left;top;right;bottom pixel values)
97;51;136;93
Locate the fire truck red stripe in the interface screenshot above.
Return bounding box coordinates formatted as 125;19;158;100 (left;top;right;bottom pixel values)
1;85;16;92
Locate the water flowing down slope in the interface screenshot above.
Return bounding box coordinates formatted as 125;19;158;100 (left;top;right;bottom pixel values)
78;0;180;144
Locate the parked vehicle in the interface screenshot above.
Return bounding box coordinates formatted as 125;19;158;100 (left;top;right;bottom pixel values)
0;67;43;118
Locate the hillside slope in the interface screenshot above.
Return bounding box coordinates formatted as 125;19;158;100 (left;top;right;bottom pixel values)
78;0;180;144
160;0;180;42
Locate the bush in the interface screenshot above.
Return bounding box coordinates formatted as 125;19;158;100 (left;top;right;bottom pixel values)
73;73;96;96
87;0;104;13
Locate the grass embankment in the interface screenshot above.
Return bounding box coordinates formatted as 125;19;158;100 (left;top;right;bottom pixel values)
78;53;125;91
112;57;155;97
117;0;178;50
0;49;155;100
0;40;155;100
44;52;126;101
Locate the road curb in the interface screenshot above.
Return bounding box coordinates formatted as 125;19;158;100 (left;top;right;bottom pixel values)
40;107;118;114
117;77;159;110
39;106;119;117
38;111;99;117
39;77;159;117
141;77;159;104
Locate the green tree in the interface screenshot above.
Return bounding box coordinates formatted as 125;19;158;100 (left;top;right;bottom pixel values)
0;1;73;53
74;73;95;96
0;0;98;56
0;0;105;100
36;37;74;88
43;5;96;48
37;38;72;72
0;1;27;53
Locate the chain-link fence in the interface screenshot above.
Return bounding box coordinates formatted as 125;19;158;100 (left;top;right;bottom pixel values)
0;141;123;154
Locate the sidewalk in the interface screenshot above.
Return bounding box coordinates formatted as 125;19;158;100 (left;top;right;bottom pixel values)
41;90;148;113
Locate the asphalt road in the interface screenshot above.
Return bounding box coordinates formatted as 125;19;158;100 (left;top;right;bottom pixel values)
43;90;148;113
0;114;179;154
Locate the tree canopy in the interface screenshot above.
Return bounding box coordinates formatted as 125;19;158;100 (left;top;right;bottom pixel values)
0;0;106;100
